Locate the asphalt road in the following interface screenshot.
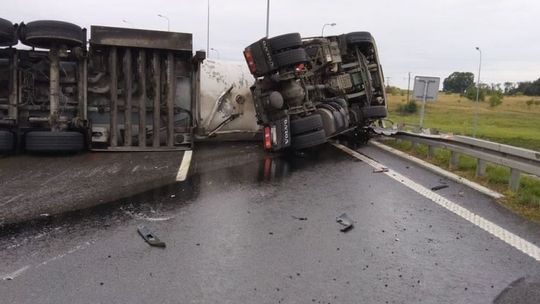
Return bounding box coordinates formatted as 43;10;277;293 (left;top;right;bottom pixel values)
1;142;540;304
0;150;188;225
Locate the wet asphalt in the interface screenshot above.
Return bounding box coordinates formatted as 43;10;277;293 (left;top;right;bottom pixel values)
1;142;540;304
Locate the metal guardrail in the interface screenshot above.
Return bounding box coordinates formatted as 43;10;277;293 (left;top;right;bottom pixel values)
386;131;540;191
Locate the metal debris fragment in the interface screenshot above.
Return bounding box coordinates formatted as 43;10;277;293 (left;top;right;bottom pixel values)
431;185;449;191
137;225;166;248
336;213;354;232
373;167;389;173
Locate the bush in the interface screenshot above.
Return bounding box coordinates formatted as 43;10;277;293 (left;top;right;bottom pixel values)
386;86;401;96
464;86;485;101
526;99;534;107
489;95;503;107
397;100;418;114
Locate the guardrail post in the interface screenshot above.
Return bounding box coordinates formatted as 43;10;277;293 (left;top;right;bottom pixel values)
449;151;459;169
475;159;487;177
509;169;521;191
427;145;436;159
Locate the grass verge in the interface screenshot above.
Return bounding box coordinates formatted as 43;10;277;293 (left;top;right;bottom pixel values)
387;93;540;151
382;138;540;224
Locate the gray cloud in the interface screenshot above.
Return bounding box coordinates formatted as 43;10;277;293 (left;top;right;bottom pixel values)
4;0;539;88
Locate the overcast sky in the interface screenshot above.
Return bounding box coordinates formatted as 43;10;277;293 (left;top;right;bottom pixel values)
4;0;539;88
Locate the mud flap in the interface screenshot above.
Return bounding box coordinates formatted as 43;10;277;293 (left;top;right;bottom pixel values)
268;116;291;151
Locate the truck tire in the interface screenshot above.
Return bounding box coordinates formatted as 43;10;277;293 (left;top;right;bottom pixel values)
269;33;302;53
274;48;308;68
362;106;387;119
25;131;85;152
19;20;85;49
0;130;15;152
0;18;17;46
345;32;374;45
292;129;327;150
290;114;323;136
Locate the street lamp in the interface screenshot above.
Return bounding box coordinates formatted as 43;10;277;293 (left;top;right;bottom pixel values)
321;23;336;36
207;0;210;55
157;14;170;31
210;48;220;59
473;46;482;138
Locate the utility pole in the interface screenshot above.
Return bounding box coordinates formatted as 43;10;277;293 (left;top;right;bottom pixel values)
266;0;270;37
473;47;482;138
407;72;411;103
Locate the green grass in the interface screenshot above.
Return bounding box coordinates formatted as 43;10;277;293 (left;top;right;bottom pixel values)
387;93;540;151
384;139;540;223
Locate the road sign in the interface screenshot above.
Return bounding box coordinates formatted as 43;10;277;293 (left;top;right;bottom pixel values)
412;76;440;128
413;76;440;102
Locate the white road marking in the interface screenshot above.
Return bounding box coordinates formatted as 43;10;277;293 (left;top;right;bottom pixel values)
0;194;23;208
1;241;93;281
332;142;540;262
371;140;504;199
176;150;193;182
1;265;30;281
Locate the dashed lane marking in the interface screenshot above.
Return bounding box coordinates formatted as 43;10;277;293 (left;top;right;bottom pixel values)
332;142;540;262
176;150;193;182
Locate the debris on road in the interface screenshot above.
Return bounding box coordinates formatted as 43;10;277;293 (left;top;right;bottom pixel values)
373;167;389;173
137;225;166;248
431;185;449;191
336;213;354;232
291;216;308;221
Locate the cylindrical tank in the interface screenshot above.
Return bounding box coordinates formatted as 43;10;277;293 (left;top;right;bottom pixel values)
199;59;260;140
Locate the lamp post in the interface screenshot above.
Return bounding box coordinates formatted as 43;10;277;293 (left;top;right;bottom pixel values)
473;46;482;138
157;14;170;31
321;23;336;36
207;0;210;55
210;48;220;59
266;0;270;37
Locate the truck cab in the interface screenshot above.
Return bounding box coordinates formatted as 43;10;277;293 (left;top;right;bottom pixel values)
243;32;387;151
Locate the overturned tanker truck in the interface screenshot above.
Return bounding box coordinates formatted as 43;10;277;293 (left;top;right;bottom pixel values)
0;17;385;154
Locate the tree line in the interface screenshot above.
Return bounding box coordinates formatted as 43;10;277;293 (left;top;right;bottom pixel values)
443;71;540;96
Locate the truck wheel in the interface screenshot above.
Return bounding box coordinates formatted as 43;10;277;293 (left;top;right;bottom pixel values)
345;32;374;45
290;114;323;136
269;33;302;53
25;131;85;153
292;129;327;150
19;20;85;49
274;48;308;68
0;130;15;152
0;18;17;46
362;106;387;119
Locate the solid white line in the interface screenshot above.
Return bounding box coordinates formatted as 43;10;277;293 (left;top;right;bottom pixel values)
371;140;504;199
332;142;540;262
176;150;193;182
